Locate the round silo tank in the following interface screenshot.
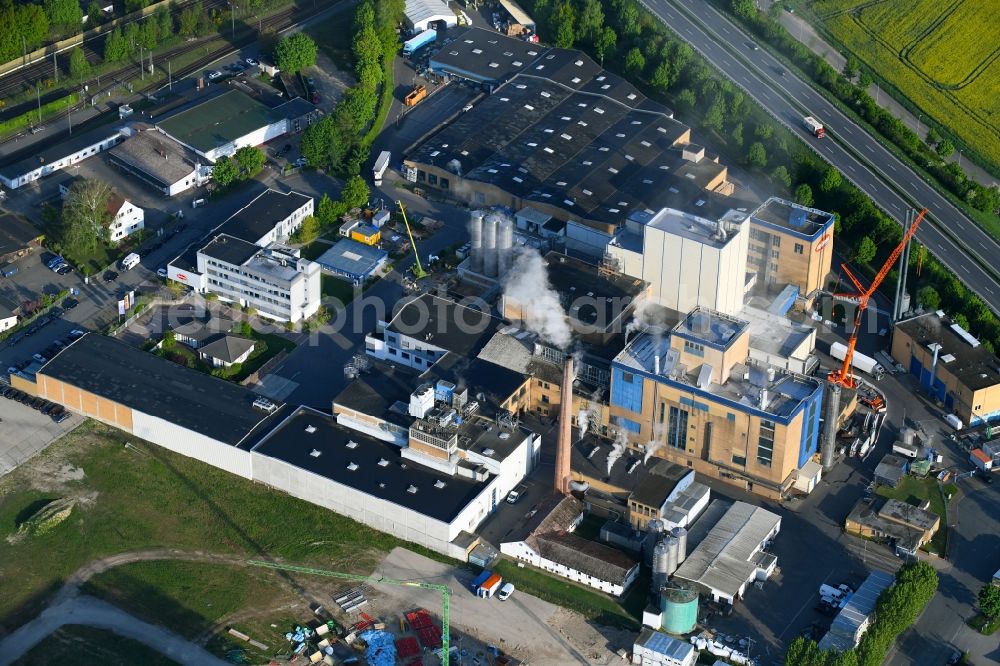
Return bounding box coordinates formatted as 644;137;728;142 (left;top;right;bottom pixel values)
664;534;679;575
482;216;498;277
660;585;699;634
497;217;514;275
651;539;670;592
647;519;663;535
671;526;688;565
469;211;484;272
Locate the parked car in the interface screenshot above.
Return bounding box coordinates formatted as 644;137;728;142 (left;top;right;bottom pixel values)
53;411;70;423
55;264;72;275
157;267;168;278
206;70;223;80
62;298;78;310
497;583;515;600
293;157;307;168
103;270;119;283
69;328;86;338
244;57;258;66
1;263;18;277
32;353;47;364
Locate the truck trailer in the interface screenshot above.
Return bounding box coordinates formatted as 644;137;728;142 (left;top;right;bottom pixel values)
830;342;884;379
373;151;391;186
803;116;825;138
470;570;492;593
477;573;503;598
403;29;436;56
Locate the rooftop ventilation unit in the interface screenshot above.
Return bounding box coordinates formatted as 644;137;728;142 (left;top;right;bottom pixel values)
309;449;321;458
407;485;419;494
347;462;359;471
346;440;358;449
434;480;447;489
305;425;317;434
378;458;389;467
483;447;496;456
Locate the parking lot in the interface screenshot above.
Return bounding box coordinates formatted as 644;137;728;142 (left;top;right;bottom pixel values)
0;385;82;477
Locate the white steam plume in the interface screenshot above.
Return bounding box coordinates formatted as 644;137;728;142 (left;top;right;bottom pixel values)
502;248;572;349
606;428;628;475
577;409;590;441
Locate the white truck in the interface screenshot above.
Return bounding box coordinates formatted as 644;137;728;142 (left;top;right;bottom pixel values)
803;116;826;138
830;342;884;379
373;151;391;186
120;252;141;271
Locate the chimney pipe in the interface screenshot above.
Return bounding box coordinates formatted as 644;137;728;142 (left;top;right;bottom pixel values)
554;356;574;495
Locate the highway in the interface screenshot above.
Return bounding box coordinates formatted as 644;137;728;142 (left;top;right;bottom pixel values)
641;0;1000;314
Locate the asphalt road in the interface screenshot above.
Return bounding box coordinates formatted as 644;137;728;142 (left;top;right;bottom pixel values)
642;0;1000;314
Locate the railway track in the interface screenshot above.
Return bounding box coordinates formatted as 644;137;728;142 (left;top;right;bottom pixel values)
0;0;236;103
0;0;338;146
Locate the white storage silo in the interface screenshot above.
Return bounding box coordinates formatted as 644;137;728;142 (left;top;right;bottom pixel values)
497;217;514;275
469;211;484;272
671;526;688;565
482;215;498;277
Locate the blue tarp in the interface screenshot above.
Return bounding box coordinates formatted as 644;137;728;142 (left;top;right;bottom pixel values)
359;629;396;666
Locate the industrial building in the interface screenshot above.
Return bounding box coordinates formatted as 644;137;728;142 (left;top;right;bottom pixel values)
197;236;321;323
316;239;388;285
0;213;43;263
817;570;894;653
167;189;314;290
844;497;940;557
671;500;780;604
34;333;283;479
891;310;1000;427
108;128;208;196
501;494;640;596
747;197;835;301
407;29;731;241
631;628;696;666
0;125;124;189
609;308;824;498
740;302;818;375
156;90;291;162
403;0;456;32
366;293;502;371
607;208;750;317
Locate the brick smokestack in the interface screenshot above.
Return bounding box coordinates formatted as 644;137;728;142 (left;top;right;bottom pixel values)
554;356;574;495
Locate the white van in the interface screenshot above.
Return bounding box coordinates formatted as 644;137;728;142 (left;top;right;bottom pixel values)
497;583;515;601
120;253;141;271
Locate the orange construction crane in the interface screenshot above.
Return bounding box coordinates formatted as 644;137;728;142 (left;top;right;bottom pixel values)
828;207;927;389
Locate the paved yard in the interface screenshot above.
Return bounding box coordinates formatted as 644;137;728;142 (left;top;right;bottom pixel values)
0;394;82;477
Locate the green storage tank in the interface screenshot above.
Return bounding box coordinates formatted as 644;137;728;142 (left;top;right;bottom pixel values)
660;585;698;635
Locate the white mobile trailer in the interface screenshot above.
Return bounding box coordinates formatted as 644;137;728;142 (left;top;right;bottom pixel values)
830;342;884;378
403;29;437;55
373;151;391;186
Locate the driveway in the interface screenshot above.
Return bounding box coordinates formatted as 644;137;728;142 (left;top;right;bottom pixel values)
0;596;230;666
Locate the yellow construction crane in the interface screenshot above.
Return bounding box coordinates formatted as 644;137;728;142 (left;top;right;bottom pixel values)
246;559;451;664
397;200;428;279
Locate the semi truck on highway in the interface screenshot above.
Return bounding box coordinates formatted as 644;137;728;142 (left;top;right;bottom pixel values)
403;29;436;56
830;341;884;379
373;151;391;186
803;116;825;138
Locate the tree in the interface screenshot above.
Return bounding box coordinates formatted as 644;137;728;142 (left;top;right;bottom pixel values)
754;123;774;140
68;47;91;80
594;27;616;65
123;22;140;55
730;122;744;148
731;0;756;19
843;55;860;79
674;88;696;114
44;0;82;30
794;183;815;207
650;61;671;92
162;329;176;349
154;4;172;36
577;0;604;42
211;156;239;189
746;141;767;167
624;47;645;77
771;165;792;189
613;0;640;36
104;27;128;63
178;5;199;37
291;215;320;244
340;176;370;210
274;32;318;73
935;139;955;159
858;68;873;89
783;637;825;666
353;26;382;72
979;583;1000;619
233;146;265;180
925;126;941;147
702;95;726;132
820;166;843;193
917;286;940;310
124;0;150;11
855;236;877;265
551;0;576;48
87;1;104;25
316;193;339;226
59;178;112;256
138;17;157;50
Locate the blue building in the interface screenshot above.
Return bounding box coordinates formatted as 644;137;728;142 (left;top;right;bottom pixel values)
316;239;388;285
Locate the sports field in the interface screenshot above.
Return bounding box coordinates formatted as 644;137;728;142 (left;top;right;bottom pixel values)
813;0;1000;169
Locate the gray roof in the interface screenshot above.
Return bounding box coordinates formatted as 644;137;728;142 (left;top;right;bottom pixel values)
199;334;256;364
39;333;280;447
388;293;501;357
571;434;688;495
200;234;261;266
215;189;312;245
894;311;1000;391
634;628;696;661
108;130;200;187
630;461;692;508
873;453;908;485
157;89;284;154
0;213;42;255
534;532;637;586
750;196;834;241
316;238;388;278
405;0;453;24
0;125;123;179
672;501;780;598
818;570;894;652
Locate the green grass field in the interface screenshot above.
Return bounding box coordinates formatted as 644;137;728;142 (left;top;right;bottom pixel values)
0;421;443;635
812;0;1000;170
13;625;180;666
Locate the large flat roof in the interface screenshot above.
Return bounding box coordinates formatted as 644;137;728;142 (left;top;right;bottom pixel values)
750;196;834;241
253;406;490;523
388;293;501;357
316;238;388;278
108;129;201;187
157;89;284;154
0;125;123;179
895;311;1000;391
200;234;261;266
819;570;894;652
673;500;780;598
542;252;646;330
0;213;43;255
39;333;281;447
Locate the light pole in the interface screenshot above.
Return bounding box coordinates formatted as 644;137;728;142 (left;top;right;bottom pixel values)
229;2;238;39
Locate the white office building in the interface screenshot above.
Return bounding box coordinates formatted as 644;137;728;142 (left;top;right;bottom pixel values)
198;235;321;323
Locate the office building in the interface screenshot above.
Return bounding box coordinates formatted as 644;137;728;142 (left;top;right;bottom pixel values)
747;197;835;301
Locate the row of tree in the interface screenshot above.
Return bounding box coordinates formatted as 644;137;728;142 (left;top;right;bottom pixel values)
104;4;202;64
299;0;402;177
727;0;1000;215
521;0;1000;354
784;562;939;666
211;146;267;190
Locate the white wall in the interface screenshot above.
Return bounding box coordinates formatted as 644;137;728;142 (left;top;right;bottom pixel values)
500;540;637;596
1;131;123;189
168;263;207;291
632;638;696;666
204;121;288;163
131;410;253;479
109;201;145;242
0;315;17;332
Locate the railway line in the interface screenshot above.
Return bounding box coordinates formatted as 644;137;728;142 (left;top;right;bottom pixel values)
0;0;339;148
